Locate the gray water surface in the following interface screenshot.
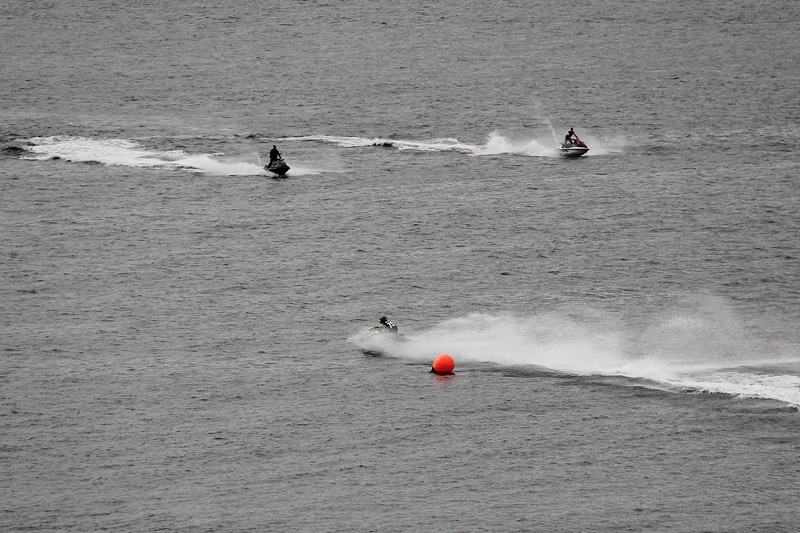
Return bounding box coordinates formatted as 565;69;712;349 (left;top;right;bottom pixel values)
2;1;800;531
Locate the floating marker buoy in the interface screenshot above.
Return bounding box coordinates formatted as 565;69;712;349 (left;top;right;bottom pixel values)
431;354;455;374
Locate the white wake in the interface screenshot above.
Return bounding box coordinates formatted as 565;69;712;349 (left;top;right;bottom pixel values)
350;305;800;408
22;136;323;176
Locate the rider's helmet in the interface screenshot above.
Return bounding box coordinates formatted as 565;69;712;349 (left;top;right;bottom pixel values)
380;316;387;324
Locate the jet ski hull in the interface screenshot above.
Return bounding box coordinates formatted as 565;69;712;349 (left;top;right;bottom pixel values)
365;326;404;340
558;140;589;157
361;326;406;355
265;159;290;175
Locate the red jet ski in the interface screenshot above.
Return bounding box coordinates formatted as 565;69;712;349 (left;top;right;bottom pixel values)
557;139;589;157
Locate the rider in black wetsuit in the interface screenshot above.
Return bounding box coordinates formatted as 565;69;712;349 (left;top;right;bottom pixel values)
564;128;578;145
269;145;281;165
379;316;398;334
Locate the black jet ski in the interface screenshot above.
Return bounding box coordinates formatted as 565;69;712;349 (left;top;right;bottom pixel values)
557;139;590;157
264;158;290;176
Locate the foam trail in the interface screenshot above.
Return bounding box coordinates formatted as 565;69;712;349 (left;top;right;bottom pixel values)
175;157;324;177
282;135;486;154
668;372;800;407
352;313;627;374
21;136;312;176
23;136;185;168
283;131;562;157
286;130;628;158
350;309;800;408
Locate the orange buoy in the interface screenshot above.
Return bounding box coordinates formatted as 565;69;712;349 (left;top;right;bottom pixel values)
431;354;455;374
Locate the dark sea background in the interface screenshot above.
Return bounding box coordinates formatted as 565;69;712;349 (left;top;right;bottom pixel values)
2;1;800;531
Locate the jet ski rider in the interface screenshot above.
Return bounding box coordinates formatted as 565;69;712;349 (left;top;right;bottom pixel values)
379;316;398;334
269;145;281;165
564;128;578;145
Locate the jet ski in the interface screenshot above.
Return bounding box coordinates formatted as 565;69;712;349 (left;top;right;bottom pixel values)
264;158;290;176
557;139;590;157
365;326;406;342
361;326;406;355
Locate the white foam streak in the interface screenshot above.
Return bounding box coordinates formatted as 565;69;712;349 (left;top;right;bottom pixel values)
351;311;800;408
22;136;316;176
668;373;800;407
399;314;624;374
24;136;182;168
174;155;266;176
284;131;625;158
284;131;563;157
283;135;487;154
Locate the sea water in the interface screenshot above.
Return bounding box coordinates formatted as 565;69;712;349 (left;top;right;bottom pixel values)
2;1;800;531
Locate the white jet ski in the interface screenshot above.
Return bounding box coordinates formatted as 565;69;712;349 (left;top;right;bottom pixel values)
264;158;290;176
361;326;406;356
557;139;590;157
